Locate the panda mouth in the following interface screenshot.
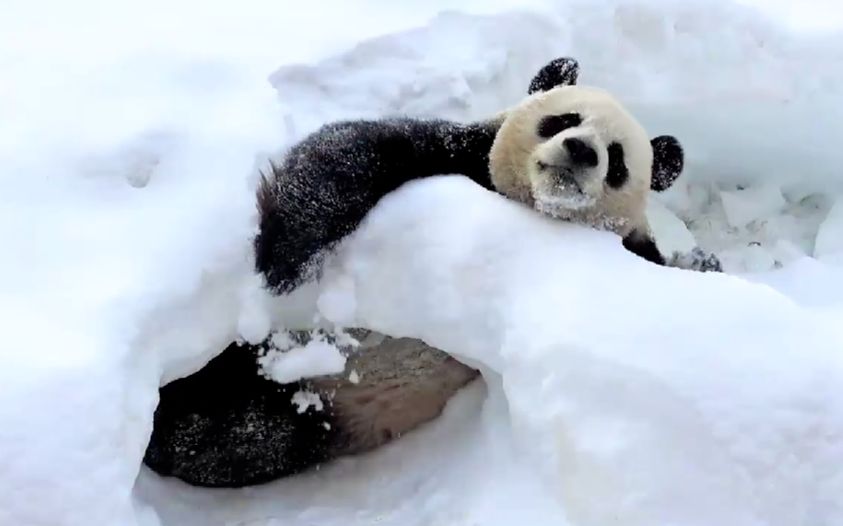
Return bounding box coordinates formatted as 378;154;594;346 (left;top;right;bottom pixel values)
537;162;585;194
534;162;595;212
555;171;583;194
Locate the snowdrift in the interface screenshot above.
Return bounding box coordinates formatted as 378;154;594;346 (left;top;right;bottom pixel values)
319;176;843;526
3;0;843;525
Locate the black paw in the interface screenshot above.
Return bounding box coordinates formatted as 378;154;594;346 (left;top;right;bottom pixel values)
528;57;580;94
668;247;723;273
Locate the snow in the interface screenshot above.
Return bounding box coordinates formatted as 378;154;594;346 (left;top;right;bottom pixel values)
3;1;843;526
321;176;843;525
720;185;788;230
645;198;697;255
290;390;325;414
815;198;843;262
258;331;349;384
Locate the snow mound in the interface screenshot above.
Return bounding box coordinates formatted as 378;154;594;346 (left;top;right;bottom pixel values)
4;0;843;525
815;198;843;262
318;176;843;526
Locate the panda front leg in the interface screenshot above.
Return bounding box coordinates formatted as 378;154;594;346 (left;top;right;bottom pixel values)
623;229;722;273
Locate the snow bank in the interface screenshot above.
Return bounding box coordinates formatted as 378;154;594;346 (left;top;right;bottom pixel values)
319;176;843;526
4;0;843;525
270;0;843;195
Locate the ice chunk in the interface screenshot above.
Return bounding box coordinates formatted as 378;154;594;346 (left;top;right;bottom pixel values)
291;390;325;414
771;239;806;264
259;336;347;384
646;197;698;255
742;243;778;273
720;185;787;228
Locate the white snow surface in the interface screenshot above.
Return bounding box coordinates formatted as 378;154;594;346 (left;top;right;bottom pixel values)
3;1;843;525
258;333;349;385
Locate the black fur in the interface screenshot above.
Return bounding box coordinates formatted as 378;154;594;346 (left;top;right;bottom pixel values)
143;340;335;487
564;137;598;168
670;246;724;272
622;229;666;266
528;57;580;94
255;118;500;293
606;142;629;189
623;232;724;272
651;135;684;192
537;113;583;138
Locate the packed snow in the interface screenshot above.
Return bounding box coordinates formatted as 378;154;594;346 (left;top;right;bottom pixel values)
257;330;351;384
3;1;843;526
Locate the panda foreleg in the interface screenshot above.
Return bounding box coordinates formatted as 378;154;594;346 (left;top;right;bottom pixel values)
622;230;666;266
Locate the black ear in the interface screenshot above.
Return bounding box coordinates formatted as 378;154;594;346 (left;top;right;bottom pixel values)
650;135;684;192
527;57;579;94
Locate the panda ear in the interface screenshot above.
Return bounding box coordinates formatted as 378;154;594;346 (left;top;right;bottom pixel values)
527;57;579;94
650;135;684;192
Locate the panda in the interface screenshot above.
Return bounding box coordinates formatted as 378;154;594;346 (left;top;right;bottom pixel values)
253;61;718;296
143;57;721;488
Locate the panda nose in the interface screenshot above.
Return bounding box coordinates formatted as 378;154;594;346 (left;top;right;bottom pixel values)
564;137;598;168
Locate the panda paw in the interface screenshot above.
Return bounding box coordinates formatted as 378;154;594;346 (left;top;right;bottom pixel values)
528;57;580;94
667;247;723;273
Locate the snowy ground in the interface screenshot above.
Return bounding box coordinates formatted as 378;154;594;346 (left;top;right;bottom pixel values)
3;1;843;525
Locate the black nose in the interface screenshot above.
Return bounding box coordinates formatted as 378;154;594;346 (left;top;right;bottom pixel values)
563;137;598;167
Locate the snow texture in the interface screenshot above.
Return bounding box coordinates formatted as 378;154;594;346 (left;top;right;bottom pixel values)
258;331;349;384
290;390;325;414
3;0;843;525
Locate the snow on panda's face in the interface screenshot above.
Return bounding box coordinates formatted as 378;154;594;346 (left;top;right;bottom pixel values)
490;85;654;234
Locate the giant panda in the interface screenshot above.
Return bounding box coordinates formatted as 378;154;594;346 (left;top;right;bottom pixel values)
252;62;718;296
143;57;720;488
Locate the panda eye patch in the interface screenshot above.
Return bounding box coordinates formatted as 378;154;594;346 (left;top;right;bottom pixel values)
536;113;582;139
606;142;629;189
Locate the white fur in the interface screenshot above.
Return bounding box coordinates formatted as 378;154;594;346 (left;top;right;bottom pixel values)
489;85;654;236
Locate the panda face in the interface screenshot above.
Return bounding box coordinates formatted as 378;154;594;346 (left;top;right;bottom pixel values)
489;85;656;234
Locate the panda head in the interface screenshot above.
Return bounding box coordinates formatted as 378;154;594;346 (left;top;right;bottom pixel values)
489;82;683;235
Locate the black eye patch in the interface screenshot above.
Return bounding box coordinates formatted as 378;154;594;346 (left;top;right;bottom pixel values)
536;113;582;139
606;142;629;189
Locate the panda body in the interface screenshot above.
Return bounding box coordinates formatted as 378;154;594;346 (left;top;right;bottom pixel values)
143;331;479;487
144;58;719;488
